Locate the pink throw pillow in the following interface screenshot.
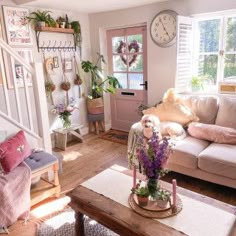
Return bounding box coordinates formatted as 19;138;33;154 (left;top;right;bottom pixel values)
0;131;32;172
188;122;236;144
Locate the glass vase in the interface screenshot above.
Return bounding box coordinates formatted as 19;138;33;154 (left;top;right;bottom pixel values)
147;178;159;199
61;115;71;129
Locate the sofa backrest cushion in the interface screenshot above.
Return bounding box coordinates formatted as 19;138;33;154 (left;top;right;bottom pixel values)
215;97;236;129
180;95;219;124
188;122;236;144
0;130;32;172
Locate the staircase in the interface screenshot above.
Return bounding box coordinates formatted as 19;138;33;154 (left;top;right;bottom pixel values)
0;38;51;152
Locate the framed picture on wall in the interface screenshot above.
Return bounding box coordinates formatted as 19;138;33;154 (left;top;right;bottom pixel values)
2;6;33;46
6;48;33;88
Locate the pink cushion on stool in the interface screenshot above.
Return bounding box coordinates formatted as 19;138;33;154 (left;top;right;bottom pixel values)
0;130;32;172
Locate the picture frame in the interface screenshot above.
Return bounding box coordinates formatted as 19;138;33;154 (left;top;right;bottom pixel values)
2;6;33;46
64;58;72;72
53;56;59;68
6;48;33;88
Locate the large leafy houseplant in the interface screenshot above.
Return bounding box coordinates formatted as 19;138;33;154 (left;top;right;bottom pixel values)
81;53;121;99
27;10;52;27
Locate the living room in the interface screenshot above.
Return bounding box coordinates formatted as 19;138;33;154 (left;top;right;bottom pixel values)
0;0;236;235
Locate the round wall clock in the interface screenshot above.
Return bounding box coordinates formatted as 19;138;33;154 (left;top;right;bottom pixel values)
150;10;177;47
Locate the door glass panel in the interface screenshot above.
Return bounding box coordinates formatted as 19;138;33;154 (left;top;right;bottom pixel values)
114;73;127;89
224;54;236;81
129;55;143;72
226;17;236;52
198;55;218;85
127;34;143;52
112;36;125;53
113;55;127;72
198;19;220;53
129;73;143;90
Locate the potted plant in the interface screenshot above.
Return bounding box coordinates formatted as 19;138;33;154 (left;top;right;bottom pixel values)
156;189;171;209
135;186;149;206
61;81;71;91
27;10;51;27
71;21;82;47
56;16;66;28
81;53;121;114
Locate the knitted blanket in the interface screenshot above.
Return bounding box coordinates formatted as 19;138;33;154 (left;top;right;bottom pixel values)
0;162;31;227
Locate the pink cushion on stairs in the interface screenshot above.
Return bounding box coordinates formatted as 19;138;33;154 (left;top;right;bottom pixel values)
0;130;32;172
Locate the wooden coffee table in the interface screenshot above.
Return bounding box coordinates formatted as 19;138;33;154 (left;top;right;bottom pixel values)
67;167;236;236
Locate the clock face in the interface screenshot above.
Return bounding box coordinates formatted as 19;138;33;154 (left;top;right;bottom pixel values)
150;10;177;47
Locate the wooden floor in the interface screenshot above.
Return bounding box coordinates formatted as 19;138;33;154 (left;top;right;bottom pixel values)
6;134;236;235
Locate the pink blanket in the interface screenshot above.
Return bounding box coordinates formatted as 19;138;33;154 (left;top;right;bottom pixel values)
0;162;31;227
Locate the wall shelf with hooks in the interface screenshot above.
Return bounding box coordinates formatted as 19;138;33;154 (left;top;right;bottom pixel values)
35;26;76;52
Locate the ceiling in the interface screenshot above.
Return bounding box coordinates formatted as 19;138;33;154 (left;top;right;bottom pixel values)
16;0;168;13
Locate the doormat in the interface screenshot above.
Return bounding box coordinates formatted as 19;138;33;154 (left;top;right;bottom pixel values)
37;208;118;236
100;129;128;145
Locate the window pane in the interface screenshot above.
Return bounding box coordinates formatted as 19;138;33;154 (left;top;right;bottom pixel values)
129;55;143;72
113;55;127;72
224;54;236;81
127;34;143;52
198;19;220;53
112;37;125;53
114;73;127;89
128;73;143;90
198;55;218;84
226;17;236;52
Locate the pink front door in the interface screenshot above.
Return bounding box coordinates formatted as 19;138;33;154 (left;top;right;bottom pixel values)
107;26;147;131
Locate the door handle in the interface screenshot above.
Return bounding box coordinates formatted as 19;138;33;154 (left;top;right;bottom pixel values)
140;81;148;90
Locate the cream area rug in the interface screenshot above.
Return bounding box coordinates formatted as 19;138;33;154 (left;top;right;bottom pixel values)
37;208;118;236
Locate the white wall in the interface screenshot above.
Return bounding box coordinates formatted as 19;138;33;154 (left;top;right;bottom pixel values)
89;0;236;107
0;0;92;139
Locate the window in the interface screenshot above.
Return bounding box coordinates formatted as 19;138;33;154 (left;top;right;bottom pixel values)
176;13;236;93
107;26;147;90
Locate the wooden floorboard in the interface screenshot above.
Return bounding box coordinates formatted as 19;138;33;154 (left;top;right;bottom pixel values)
7;134;236;235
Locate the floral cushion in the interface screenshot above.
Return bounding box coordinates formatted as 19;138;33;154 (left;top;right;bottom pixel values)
0;131;32;172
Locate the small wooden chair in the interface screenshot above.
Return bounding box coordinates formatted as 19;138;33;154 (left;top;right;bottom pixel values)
88;113;105;135
24;151;61;206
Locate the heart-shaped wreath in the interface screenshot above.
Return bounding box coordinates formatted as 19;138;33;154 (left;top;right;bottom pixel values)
117;40;140;66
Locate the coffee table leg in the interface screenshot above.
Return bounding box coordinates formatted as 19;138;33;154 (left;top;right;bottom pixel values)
75;212;85;236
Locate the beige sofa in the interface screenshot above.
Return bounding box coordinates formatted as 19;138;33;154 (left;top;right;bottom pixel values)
128;95;236;189
167;95;236;189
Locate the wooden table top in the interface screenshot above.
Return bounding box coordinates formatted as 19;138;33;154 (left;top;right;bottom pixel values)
67;170;236;236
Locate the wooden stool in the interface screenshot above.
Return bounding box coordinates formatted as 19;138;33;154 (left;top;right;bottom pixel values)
88;113;105;135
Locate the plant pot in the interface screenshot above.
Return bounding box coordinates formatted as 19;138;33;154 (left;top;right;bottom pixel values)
37;21;46;27
74;74;82;85
61;82;71;91
156;199;169;209
87;97;104;114
60;22;65;28
137;195;149;207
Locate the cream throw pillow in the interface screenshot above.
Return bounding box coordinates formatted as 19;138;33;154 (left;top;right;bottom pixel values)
143;102;199;126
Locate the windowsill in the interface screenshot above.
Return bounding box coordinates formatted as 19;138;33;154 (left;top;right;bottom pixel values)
179;91;236;97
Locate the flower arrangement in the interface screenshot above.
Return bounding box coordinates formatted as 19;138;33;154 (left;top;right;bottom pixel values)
52;98;76;128
136;131;172;198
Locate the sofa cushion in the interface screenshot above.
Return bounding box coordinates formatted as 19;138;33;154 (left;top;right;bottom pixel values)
0;130;31;172
143;102;198;126
180;95;219;124
215;97;236;129
188;122;236;144
198;143;236;179
169;136;210;169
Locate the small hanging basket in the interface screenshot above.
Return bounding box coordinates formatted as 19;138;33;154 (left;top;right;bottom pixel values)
74;74;83;85
45;80;56;94
61;81;71;91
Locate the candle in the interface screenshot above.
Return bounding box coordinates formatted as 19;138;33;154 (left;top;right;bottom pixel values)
133;164;137;189
172;179;177;208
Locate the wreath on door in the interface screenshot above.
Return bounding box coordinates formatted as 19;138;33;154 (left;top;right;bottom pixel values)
117;40;140;66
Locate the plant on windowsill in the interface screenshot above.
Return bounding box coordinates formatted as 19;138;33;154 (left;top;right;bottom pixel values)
81;53;122;114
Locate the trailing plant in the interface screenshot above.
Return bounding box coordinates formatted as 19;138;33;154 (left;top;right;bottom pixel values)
71;21;82;46
81;53;122;99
